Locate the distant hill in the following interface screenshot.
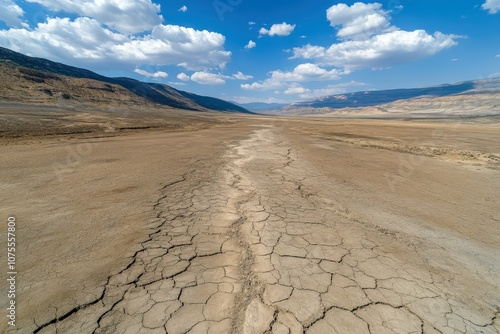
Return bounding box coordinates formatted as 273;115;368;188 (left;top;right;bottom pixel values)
0;47;249;113
235;102;287;112
236;78;500;116
285;78;500;111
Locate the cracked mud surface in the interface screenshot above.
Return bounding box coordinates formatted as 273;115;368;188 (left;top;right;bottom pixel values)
1;118;499;333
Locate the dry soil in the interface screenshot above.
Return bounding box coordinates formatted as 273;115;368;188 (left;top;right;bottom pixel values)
0;114;499;333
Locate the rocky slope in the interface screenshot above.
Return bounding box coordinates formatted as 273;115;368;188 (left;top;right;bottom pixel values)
0;47;249;113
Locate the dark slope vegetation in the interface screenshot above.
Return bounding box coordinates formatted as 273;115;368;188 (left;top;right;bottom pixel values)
0;47;249;113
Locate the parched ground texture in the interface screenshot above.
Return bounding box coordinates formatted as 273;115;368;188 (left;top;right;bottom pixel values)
1;116;499;333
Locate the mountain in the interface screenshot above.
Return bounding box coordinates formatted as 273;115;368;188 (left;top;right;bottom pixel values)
286;79;500;111
235;102;287;112
0;47;249;113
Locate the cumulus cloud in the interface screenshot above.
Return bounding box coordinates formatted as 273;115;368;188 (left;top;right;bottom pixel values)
326;2;393;40
0;17;231;71
272;63;342;81
259;22;296;37
241;81;281;91
245;40;256;49
177;73;191;81
233;71;253;80
177;71;252;84
26;0;163;34
178;5;188;12
241;63;342;91
190;71;227;85
284;85;310;95
482;0;500;14
134;69;168;78
292;2;459;71
293;30;458;70
0;0;27;28
292;45;325;59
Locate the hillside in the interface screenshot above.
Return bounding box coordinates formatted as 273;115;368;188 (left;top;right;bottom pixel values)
282;78;500;114
286;78;500;111
0;47;248;113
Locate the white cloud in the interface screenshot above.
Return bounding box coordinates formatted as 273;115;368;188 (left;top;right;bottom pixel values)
0;17;231;71
284;85;310;95
326;2;393;40
176;71;252;84
241;82;279;91
134;68;168;78
292;3;459;71
272;63;342;81
482;0;500;14
177;73;191;81
26;0;163;34
191;71;227;85
248;21;256;25
293;30;458;70
292;44;325;59
0;0;27;28
245;40;256;49
178;5;187;12
233;71;253;80
242;63;342;91
259;22;296;37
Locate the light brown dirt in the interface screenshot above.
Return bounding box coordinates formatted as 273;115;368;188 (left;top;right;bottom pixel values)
0;115;499;333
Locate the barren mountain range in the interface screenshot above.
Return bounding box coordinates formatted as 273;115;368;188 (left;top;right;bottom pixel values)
242;78;500;118
0;47;248;113
2;46;499;120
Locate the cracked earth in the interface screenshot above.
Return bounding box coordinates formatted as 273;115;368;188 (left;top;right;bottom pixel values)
2;119;499;334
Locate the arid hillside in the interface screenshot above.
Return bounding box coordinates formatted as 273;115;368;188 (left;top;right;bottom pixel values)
282;92;500;120
0;47;248;113
0;62;153;106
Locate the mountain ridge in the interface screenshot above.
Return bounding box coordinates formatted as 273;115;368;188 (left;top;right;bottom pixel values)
234;78;500;113
284;78;500;111
0;47;249;113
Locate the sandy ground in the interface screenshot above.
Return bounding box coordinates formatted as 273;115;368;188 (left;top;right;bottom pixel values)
0;115;499;333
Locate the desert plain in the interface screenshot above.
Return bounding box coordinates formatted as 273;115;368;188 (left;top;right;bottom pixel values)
0;105;499;333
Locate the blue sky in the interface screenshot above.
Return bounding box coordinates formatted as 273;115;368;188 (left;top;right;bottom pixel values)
0;0;499;104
